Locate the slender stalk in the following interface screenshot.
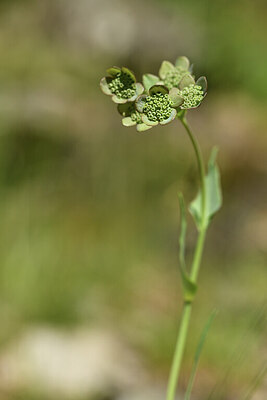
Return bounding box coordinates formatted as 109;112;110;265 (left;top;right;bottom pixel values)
166;117;207;400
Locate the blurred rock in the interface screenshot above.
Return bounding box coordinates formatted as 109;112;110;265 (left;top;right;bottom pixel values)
0;326;148;398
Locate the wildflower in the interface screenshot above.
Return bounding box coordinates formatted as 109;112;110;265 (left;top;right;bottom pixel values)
117;102;152;132
142;56;192;92
170;75;207;109
100;67;144;104
136;85;181;126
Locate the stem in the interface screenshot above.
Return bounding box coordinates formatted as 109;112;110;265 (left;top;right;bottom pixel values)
166;117;207;400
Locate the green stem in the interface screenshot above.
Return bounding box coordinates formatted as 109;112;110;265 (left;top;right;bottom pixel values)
166;117;207;400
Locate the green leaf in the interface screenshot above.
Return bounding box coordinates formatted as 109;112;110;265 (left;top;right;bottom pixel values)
169;88;184;108
117;102;133;117
100;77;112;95
159;108;177;125
142;73;160;92
179;74;195;89
135;95;147;112
184;310;217;400
196;76;208;95
189;147;222;230
175;56;190;70
106;66;121;77
135;82;144;96
149;84;169;96
141;114;158;126
178;193;197;302
136;123;152;132
122;117;136;127
121;67;136;82
159;60;175;79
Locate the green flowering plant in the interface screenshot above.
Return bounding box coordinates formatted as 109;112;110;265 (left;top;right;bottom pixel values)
100;57;222;400
117;102;152;132
100;66;144;104
143;56;192;92
136;85;178;126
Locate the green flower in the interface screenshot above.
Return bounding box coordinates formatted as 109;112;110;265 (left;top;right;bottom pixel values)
117;102;152;132
136;85;179;127
100;66;144;104
170;75;207;109
142;56;192;93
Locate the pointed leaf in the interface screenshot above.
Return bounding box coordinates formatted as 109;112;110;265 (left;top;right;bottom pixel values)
189;148;222;230
159;60;175;79
178;193;197;302
175;56;190;70
184;310;217;400
196;76;208;95
142;73;160;92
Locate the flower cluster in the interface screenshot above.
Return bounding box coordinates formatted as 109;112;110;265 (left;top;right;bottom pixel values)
100;57;207;132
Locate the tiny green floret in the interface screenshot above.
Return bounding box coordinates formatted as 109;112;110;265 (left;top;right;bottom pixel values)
164;68;189;90
179;84;204;109
100;67;144;104
108;71;136;100
143;92;173;122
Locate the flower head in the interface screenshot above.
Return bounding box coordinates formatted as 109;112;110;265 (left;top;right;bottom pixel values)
100;67;144;104
136;85;178;126
117;102;152;132
172;75;208;109
142;56;192;94
159;57;192;90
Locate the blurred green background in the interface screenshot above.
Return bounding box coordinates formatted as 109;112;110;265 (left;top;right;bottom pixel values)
0;0;266;399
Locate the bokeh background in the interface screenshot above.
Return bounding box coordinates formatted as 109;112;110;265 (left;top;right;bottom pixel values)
0;0;266;399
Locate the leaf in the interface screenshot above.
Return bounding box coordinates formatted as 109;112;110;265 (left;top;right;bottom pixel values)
141;114;158;126
184;310;217;400
169;88;184;108
100;77;112;95
175;56;190;70
122;117;136;127
136;123;152;132
135;95;147;112
159;60;175;79
149;84;169;96
121;66;136;82
159;109;177;125
179;74;195;89
196;76;208;95
189;147;222;230
106;66;121;77
117;102;133;117
142;73;160;92
178;193;197;302
135;82;144;96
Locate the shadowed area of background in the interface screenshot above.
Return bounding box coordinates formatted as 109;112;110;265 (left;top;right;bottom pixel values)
0;0;266;399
